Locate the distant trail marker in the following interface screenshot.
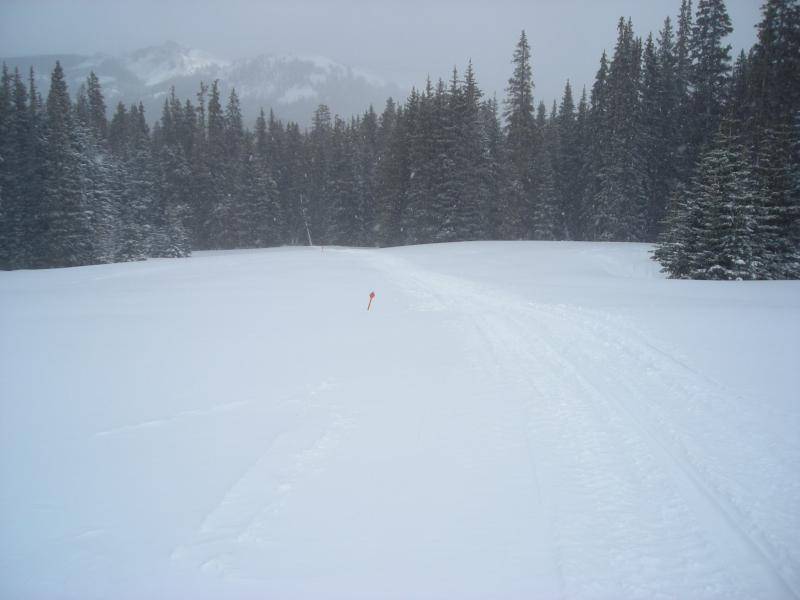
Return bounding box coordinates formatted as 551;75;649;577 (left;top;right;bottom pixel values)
367;291;376;311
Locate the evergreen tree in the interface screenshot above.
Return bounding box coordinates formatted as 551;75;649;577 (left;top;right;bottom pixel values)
375;98;408;246
593;18;648;241
153;90;194;256
218;87;246;248
282;121;310;245
653;183;694;277
0;64;13;267
77;113;121;264
255;108;268;159
354;105;380;245
39;61;93;267
675;0;695;179
418;77;458;243
502;31;537;238
117;102;155;260
0;68;31;268
188;83;214;247
555;80;582;239
451;62;488;241
481;96;506;240
325;116;359;244
241;131;281;248
689;0;733;155
573;87;591;239
204;80;234;248
726;50;751;131
108;102;128;156
307;103;332;244
24;68;46;265
676;0;694;100
656;126;768;279
402;85;433;244
530;140;559;240
641;21;682;239
86;71;108;140
755;122;800;277
582;51;610;239
747;0;800;139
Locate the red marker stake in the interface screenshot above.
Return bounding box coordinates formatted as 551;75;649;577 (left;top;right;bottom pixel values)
367;291;375;311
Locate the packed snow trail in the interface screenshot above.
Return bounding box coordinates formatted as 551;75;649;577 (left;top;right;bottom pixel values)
355;248;798;599
1;242;798;599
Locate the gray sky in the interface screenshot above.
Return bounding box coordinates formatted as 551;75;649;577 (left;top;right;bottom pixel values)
1;0;764;108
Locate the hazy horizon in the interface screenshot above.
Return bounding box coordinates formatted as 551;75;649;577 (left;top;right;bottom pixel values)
1;0;764;109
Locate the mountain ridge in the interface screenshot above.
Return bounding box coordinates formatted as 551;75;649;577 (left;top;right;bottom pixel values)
1;42;405;127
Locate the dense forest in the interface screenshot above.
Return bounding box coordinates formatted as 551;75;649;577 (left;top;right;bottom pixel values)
0;0;798;279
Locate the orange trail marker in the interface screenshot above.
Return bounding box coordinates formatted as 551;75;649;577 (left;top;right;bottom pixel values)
367;291;376;311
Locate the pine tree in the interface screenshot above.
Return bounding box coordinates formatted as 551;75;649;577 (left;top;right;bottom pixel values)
188;83;214;247
325;116;359;245
255;108;268;159
153;90;193;256
653;183;695;277
353;105;380;245
24;68;46;265
0;68;30;268
747;0;800;139
204;80;234;248
375;98;408;246
425;77;459;243
593;18;647;241
108;102;128;156
690;0;733;155
117;102;155;260
656;126;768;279
307;103;332;244
446;62;483;240
676;0;694;101
530;140;559;240
641;22;682;240
241;131;281;248
77;114;121;264
502;31;537;239
675;0;695;179
726;50;751;132
755;122;800;277
219;87;246;248
39;61;93;267
582;51;610;239
86;71;107;140
555;80;582;239
573;87;590;239
481;96;505;240
282;121;309;245
402;85;433;244
154;97;193;257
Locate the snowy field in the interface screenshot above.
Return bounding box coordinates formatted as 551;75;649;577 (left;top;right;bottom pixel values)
1;241;799;599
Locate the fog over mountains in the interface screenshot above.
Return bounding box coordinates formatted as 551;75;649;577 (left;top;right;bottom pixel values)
1;41;405;127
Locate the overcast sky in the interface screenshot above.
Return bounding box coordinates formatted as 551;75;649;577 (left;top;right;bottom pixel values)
1;0;764;107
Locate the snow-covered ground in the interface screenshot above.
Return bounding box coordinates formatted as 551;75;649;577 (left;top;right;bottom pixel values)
1;241;798;599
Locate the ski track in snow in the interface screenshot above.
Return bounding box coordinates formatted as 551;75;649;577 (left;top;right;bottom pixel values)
170;379;357;580
351;248;799;600
94;400;251;437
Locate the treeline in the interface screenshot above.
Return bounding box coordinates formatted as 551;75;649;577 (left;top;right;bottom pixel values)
1;0;798;278
0;67;190;269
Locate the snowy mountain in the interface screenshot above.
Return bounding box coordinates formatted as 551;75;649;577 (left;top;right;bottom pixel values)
124;41;229;87
1;42;405;126
2;241;799;598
